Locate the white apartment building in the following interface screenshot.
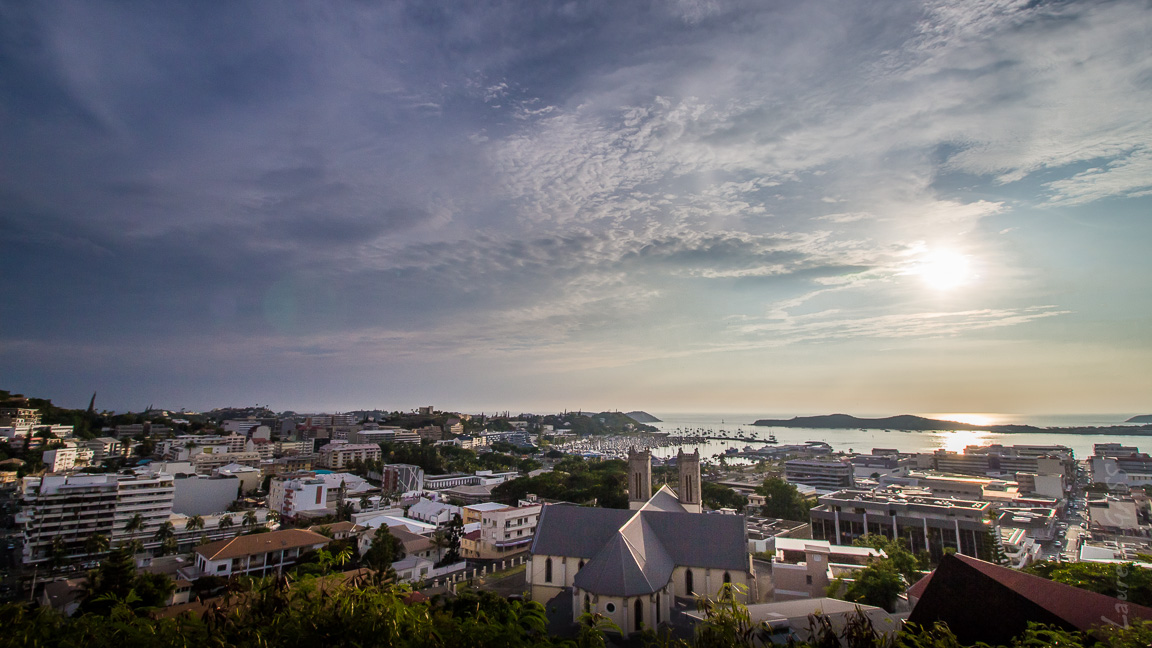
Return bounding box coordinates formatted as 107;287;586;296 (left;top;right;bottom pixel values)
42;444;94;473
268;472;329;519
463;500;542;559
19;473;175;565
784;459;855;491
317;443;382;469
192;451;261;475
85;437;123;463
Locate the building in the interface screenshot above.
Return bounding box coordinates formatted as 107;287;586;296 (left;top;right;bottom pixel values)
192;451;261;475
908;553;1152;646
170;474;241;516
809;490;994;562
18;472;175;565
1088;497;1141;532
374;463;424;493
784;459;854;491
317;443;382;470
187;529;329;579
42;444;94;473
85;437;123;463
0;407;41;427
769;537;884;601
267;472;329;519
462;499;542;559
528;447;754;635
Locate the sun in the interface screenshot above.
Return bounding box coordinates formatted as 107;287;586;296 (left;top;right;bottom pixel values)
915;249;973;291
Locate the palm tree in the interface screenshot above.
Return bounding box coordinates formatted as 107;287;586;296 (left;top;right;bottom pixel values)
124;513;145;534
187;515;205;531
242;510;259;528
153;521;175;543
160;536;179;556
218;514;234;530
85;533;110;556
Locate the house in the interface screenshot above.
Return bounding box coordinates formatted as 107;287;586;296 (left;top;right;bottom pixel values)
187;528;330;579
908;553;1152;646
769;537;884;601
528;448;755;635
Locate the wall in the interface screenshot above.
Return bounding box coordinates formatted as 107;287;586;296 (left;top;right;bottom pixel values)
172;475;240;516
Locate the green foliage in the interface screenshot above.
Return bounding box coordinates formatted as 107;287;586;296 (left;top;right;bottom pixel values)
80;547;175;615
755;477;811;520
438;513;464;566
852;535;929;583
361;526;404;572
840;559;905;613
701;481;748;512
1023;560;1152;607
493;458;628;508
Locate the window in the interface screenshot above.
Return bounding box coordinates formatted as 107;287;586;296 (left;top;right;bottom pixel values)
723;572;731;585
605;602;616;613
806;575;813;585
685;569;694;594
634;599;643;630
656;594;661;624
544;557;553;583
578;560;584;570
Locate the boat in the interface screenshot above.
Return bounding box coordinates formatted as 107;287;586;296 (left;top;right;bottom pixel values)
766;434;778;444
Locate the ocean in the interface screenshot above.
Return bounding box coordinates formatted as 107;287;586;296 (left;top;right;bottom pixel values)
643;412;1148;461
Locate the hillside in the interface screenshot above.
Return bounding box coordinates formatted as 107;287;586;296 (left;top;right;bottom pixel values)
624;410;662;423
1127;415;1152;423
750;414;985;430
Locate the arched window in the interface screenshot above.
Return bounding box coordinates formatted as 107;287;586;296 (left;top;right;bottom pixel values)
634;598;643;631
723;571;731;584
578;559;584;570
584;594;590;613
656;594;661;624
545;557;553;583
685;569;694;595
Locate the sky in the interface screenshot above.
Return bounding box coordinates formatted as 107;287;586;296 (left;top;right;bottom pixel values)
2;0;1151;416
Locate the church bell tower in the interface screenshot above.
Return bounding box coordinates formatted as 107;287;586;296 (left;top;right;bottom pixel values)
677;448;702;513
628;447;652;510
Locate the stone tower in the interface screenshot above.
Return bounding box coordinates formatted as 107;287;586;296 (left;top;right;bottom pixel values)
628;447;652;510
677;448;702;513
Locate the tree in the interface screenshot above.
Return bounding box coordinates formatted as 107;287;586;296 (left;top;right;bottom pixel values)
1024;560;1152;606
218;514;235;530
160;536;179;556
439;513;464;566
852;534;929;582
361;526;404;572
187;514;205;531
153;520;175;543
85;533;110;556
124;513;145;534
839;559;905;612
242;510;259;528
755;477;810;520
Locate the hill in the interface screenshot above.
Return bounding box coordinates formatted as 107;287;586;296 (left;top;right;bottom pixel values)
751;414;986;430
624;410;662;423
1127;415;1152;423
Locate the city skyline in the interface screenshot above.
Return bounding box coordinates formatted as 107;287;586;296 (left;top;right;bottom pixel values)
3;1;1151;415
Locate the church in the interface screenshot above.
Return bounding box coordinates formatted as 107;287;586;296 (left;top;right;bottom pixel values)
528;448;756;634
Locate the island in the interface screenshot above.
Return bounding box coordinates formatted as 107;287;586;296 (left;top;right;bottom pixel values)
750;413;1152;436
1127;415;1152;424
625;410;662;423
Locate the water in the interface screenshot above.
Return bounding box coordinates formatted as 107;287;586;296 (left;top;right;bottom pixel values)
645;412;1149;461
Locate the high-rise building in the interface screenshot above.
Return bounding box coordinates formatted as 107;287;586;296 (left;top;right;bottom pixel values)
19;473;175;565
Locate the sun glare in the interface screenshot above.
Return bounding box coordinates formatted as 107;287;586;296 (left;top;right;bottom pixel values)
926;412;1004;427
939;430;992;453
914;249;973;291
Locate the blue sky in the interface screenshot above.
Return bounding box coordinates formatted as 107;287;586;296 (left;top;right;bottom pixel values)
2;0;1150;415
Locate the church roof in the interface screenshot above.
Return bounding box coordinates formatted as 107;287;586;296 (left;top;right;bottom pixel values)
531;505;636;558
536;501;749;597
639;485;688;512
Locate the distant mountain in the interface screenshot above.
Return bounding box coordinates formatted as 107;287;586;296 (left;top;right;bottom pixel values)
751;414;986;431
1128;415;1152;423
625;411;662;423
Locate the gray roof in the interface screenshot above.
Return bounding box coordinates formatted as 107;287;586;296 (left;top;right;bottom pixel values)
639;485;688;512
535;501;749;597
531;505;634;558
